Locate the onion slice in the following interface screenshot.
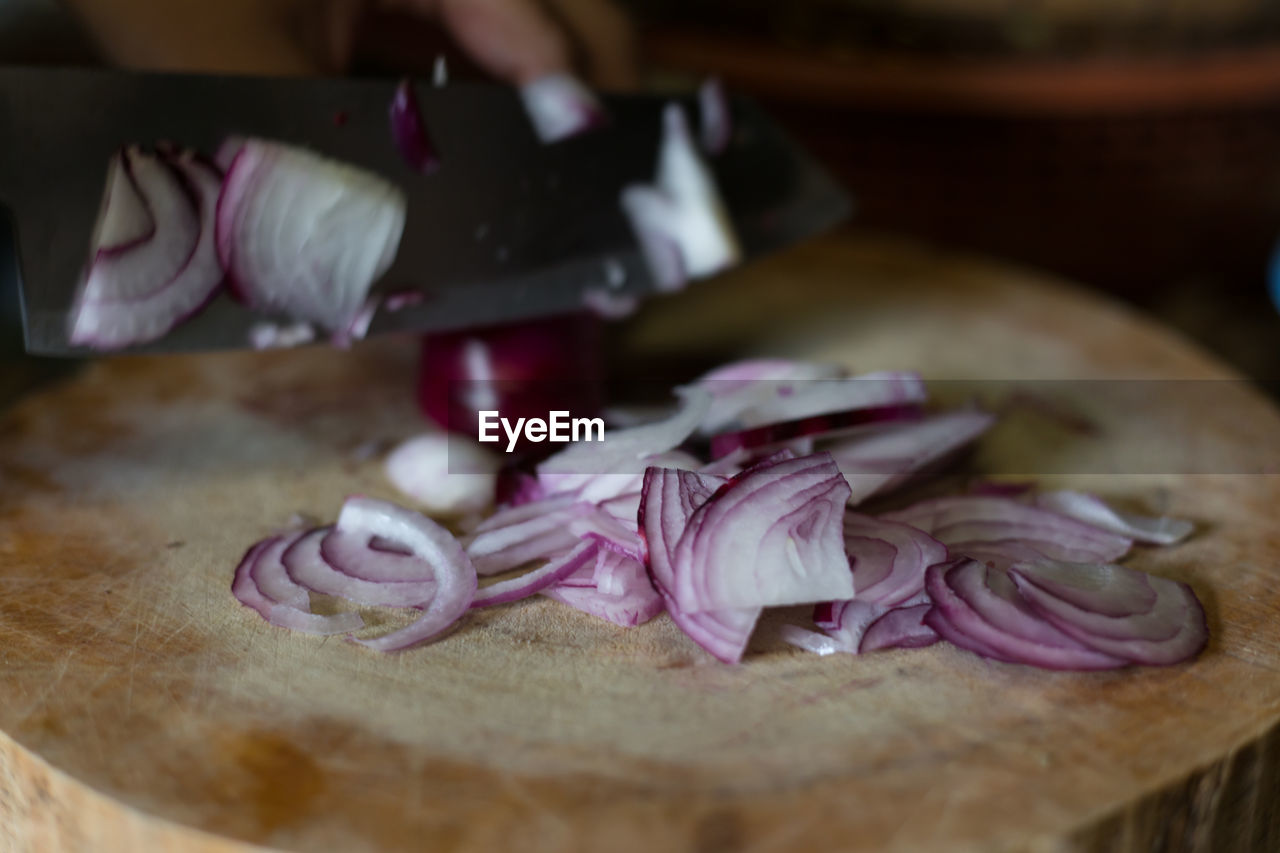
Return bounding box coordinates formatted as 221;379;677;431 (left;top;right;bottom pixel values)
283;527;437;607
672;452;853;612
385;433;499;517
1010;561;1208;665
232;536;364;635
216;139;406;331
329;497;477;651
885;495;1133;564
543;548;664;627
471;539;598;608
389;78;441;174
620;105;741;291
699;77;732;154
1033;491;1194;545
520;72;606;143
924;560;1127;670
844;513;949;606
859;604;938;653
640;466;760;662
71;146;225;349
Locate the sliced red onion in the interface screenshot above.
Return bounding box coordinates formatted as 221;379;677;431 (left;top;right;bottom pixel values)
520;72;606;143
672;452;853;612
90;148;154;253
71;146;225;349
282;527;437;607
779;624;845;656
620;105;741;292
472;539;598;608
698;77;732;154
214;136;245;173
389;78;441;175
946;539;1055;570
859;604;939;653
736;371;927;429
1033;491;1194;546
329;497;476;652
538;388;710;479
465;496;590;575
249;530;310;611
248;320;316;350
383;289;426;311
693;358;846;434
543;550;665;628
232;537;364;635
582;287;640;319
709;402;923;462
924;560;1127;670
640;466;760;662
216;139;406;331
320;526;439;583
844;513;949;606
1010;561;1208;665
885;496;1133;564
385;432;500;517
825;410;996;504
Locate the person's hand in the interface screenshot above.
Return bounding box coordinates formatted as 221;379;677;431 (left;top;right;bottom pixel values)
62;0;635;87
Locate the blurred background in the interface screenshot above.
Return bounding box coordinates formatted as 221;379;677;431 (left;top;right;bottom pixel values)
3;0;1280;393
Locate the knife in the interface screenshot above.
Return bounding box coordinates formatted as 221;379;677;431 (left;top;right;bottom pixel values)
0;66;851;356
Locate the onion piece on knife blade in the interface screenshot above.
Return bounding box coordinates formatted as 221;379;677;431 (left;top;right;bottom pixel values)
620;105;742;291
70;146;225;349
390;78;441;174
216;139;406;332
520;72;606;143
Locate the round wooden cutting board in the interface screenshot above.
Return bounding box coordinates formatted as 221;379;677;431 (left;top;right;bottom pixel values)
2;234;1279;852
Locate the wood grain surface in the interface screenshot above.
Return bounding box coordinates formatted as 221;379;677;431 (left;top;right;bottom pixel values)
1;233;1279;852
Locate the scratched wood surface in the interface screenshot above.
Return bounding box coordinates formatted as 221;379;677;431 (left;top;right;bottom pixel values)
2;233;1280;853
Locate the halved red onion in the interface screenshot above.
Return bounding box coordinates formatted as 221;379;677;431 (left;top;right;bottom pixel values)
844;513;949;606
232;536;365;635
1033;491;1194;546
672;452;853;612
71;147;225;349
543;548;664;627
859;604;938;653
640;466;760;662
1010;561;1208;665
385;432;500;516
390;78;442;175
620;105;741;292
283;527;437;606
520;72;606;143
331;497;477;652
698;77;732;154
216;139;406;331
472;539;598;608
885;496;1133;564
825;410;996;504
924;560;1127;670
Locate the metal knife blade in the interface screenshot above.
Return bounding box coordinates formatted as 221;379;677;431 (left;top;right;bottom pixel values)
0;66;850;356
